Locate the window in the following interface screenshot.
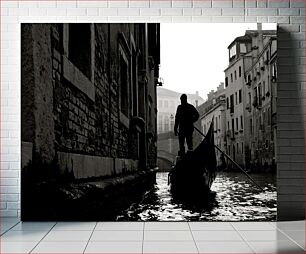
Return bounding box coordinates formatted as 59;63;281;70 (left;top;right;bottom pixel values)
132;48;138;116
253;87;258;107
227;121;230;131
250;118;253;134
267;107;271;125
230;94;234;113
226;97;229;109
235;92;238;105
240;115;243;129
237;143;239;154
229;44;237;59
239;66;242;77
69;24;92;79
231;119;235;136
258;85;262;106
225;77;229;87
263;81;266;95
230;73;233;82
239;89;242;103
240;43;247;53
236;117;238;131
266;51;269;62
241;143;244;154
248;92;251;105
120;53;129;116
247;74;251;82
234;70;237;80
158;115;163;132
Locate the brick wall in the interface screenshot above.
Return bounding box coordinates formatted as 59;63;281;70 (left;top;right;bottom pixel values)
1;0;305;219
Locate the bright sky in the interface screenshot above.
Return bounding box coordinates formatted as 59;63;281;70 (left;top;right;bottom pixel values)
159;23;276;100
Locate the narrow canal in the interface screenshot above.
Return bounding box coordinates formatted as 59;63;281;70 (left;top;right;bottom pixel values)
116;172;276;221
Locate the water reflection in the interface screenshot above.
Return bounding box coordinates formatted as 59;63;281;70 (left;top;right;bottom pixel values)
116;172;276;221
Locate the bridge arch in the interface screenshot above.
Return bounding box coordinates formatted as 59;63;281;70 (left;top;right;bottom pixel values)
157;149;176;172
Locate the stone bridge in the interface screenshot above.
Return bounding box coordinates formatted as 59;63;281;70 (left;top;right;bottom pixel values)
157;131;179;171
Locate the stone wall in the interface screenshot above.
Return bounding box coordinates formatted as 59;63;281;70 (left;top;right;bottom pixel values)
21;23;159;179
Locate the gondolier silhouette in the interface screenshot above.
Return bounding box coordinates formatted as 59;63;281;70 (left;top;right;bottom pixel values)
174;94;199;156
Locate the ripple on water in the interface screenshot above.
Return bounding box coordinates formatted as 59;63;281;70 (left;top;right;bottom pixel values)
116;172;277;221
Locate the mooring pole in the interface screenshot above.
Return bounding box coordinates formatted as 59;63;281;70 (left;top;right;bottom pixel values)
194;126;265;192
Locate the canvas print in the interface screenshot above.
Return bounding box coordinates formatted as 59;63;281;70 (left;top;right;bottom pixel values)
21;23;277;221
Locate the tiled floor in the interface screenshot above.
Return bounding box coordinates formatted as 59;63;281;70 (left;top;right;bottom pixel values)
0;219;304;253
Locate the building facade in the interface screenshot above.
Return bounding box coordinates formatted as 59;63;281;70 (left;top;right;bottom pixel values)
244;29;277;171
196;83;226;167
224;26;277;170
224;33;252;167
21;23;160;180
157;87;204;134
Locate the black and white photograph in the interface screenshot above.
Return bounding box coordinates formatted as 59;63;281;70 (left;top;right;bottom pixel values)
21;23;277;221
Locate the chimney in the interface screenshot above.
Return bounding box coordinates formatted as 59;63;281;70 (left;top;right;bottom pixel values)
257;23;262;31
196;91;199;96
257;23;263;53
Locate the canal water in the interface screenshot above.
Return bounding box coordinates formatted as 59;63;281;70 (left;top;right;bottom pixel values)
116;172;276;221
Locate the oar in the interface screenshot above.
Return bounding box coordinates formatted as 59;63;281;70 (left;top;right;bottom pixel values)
193;126;265;192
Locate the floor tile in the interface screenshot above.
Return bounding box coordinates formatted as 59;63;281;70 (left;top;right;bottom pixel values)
42;230;92;242
96;221;144;231
52;222;96;231
282;230;305;249
192;230;243;241
144;230;193;241
276;221;305;231
143;241;198;253
239;230;291;241
231;221;276;230
11;222;55;231
189;222;234;231
90;230;143;241
31;241;87;253
145;222;189;230
85;241;143;253
0;241;38;253
248;240;305;253
0;230;48;242
196;241;254;253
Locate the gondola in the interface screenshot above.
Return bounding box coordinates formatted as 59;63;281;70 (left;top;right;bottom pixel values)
168;121;217;200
